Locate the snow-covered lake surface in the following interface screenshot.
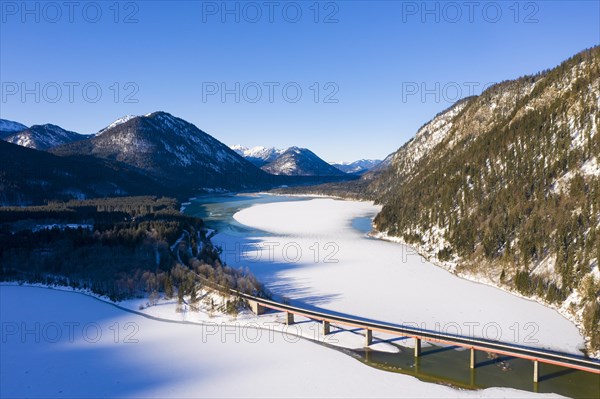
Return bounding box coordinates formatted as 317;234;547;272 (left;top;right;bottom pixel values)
213;197;584;354
1;285;557;398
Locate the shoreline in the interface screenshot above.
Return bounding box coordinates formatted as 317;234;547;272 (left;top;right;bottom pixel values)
2;283;570;398
0;282;400;354
1;282;586;399
368;230;598;360
184;192;588;357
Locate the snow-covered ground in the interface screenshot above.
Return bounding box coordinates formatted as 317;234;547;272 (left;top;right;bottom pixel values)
1;285;564;398
216;198;585;355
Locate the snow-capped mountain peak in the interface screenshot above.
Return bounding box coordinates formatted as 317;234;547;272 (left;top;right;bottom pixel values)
52;111;267;191
230;145;285;167
261;147;345;176
96;115;137;136
232;144;359;176
231;144;248;154
331;159;382;174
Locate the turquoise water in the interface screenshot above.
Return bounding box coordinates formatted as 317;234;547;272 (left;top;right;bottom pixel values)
185;194;308;236
186;194;376;237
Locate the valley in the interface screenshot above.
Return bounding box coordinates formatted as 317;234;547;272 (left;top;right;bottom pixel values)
271;47;600;359
1;24;599;398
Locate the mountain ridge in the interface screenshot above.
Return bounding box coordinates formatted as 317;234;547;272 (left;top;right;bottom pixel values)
0;119;28;138
52;112;270;191
3;124;87;150
371;46;600;355
331;159;382;174
232;145;284;167
261;146;346;176
232;144;349;176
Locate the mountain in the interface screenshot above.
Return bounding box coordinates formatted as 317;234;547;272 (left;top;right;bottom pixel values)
261;147;346;176
232;144;347;177
0;119;28;139
366;97;472;198
232;145;284;167
370;47;600;354
3;124;87;150
96;115;137;136
51;112;269;192
332;159;382;174
0;141;165;205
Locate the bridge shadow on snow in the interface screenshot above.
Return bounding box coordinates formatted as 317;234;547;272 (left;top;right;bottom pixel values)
328;326;363;336
215;234;343;307
1;286;232;398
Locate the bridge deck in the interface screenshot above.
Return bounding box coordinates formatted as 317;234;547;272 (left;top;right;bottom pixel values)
239;293;600;375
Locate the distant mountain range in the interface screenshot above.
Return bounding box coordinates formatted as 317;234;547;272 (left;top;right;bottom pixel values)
1;118;375;181
331;159;382;174
231;145;284;167
0;113;355;204
260;147;345;176
233;145;380;175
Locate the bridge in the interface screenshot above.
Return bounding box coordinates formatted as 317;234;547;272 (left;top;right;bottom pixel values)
238;293;600;383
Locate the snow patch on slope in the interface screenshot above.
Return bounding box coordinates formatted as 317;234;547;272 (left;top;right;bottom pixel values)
96;115;137;136
231;145;284;163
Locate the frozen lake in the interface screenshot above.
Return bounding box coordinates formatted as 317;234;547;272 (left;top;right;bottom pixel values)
191;195;584;355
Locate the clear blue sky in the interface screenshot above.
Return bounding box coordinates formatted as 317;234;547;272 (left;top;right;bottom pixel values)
1;1;598;162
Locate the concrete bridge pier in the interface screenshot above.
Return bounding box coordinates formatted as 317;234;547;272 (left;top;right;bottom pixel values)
322;320;330;335
248;300;266;315
470;348;476;369
414;338;421;357
470;368;476;387
285;312;294;325
414;356;421;373
533;360;539;383
365;329;373;346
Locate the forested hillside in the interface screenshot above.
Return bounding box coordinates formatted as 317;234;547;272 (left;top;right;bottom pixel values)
372;47;600;354
0;197;266;308
0;141;167;205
